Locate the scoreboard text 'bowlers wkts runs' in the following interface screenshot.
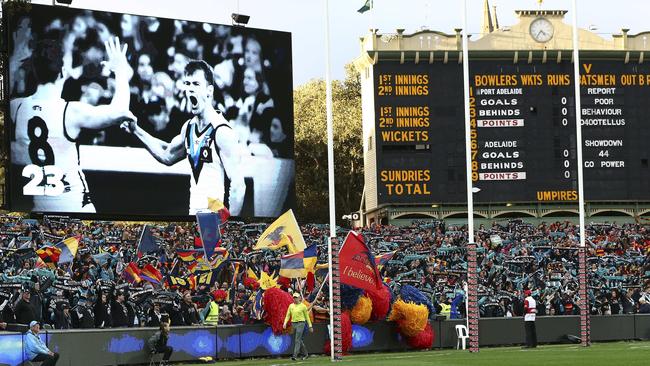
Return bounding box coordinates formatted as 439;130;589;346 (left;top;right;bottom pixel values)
373;59;650;204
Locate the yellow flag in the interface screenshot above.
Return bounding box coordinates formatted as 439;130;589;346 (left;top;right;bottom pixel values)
207;197;226;212
254;210;305;253
246;268;259;281
259;271;279;290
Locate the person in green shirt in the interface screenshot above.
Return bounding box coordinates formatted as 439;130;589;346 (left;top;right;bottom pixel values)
283;292;313;360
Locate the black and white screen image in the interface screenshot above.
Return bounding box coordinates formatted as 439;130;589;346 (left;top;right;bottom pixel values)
5;4;294;218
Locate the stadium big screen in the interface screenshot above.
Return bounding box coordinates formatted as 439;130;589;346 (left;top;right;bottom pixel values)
4;3;294;218
374;57;650;204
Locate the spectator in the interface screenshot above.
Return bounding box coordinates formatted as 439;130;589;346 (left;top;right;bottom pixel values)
622;291;636;314
25;321;59;366
14;289;36;325
94;291;111;328
54;303;73;330
231;306;246;325
219;305;232;325
147;302;163;327
180;291;199;325
71;300;95;329
111;290;129;327
201;294;220;326
29;282;44;323
639;298;650;314
610;289;621;315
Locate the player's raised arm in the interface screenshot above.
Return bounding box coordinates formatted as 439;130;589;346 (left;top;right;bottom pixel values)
65;37;135;139
215;121;245;216
124;121;187;166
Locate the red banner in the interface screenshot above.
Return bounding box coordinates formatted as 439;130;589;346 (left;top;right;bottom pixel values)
339;231;381;291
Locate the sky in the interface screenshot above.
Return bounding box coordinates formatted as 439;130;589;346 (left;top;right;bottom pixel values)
25;0;650;87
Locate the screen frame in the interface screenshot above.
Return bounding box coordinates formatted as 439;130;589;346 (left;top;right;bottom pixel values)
2;2;296;221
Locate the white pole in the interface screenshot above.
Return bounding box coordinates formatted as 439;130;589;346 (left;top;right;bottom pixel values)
324;0;336;361
461;0;474;338
571;0;586;248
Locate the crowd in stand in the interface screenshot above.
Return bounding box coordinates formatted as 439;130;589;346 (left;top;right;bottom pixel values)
1;215;649;331
10;8;292;158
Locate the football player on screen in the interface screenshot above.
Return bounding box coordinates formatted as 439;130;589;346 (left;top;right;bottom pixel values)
122;60;245;216
9;35;135;213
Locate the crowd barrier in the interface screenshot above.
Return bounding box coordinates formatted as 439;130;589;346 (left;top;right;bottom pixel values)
1;315;649;366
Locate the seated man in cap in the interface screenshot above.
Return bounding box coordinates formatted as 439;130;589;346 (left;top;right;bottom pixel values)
25;321;59;366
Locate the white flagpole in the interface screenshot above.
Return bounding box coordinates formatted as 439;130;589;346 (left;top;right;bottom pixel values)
461;0;474;336
370;0;375;30
571;0;586;249
324;0;336;361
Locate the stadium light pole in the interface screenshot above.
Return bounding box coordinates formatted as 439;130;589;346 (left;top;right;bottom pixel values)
324;0;337;361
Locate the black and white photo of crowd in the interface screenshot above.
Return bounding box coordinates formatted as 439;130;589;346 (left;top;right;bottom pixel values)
8;5;294;159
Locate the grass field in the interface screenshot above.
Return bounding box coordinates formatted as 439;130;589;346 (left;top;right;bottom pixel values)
184;341;650;366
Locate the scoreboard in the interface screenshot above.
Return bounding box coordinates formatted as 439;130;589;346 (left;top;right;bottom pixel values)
373;58;650;204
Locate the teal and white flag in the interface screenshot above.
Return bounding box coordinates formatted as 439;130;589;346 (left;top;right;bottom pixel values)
358;0;373;14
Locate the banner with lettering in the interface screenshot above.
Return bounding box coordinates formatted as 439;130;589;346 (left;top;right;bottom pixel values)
339;231;382;291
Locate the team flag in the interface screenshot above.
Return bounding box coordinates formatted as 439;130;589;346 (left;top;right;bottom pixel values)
122;262;142;284
36;246;61;269
140;264;163;284
187;274;197;290
189;249;229;273
339;231;382;291
188;258;211;273
357;0;372;13
137;225;160;257
374;251;396;268
229;262;242;299
196;211;222;259
176;249;204;262
259;271;279;290
246;268;259;281
252;289;264;320
56;236;80;264
254;210;306;253
197;271;215;286
280;251;307;278
207;197;231;222
34;256;48;269
303;242;318;275
279;242;318;278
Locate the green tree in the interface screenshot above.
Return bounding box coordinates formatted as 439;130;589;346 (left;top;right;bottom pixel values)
293;64;363;223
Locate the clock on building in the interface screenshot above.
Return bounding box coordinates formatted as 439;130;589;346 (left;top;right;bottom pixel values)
529;17;554;43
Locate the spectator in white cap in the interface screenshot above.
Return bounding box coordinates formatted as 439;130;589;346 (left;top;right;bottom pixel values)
25;320;59;365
